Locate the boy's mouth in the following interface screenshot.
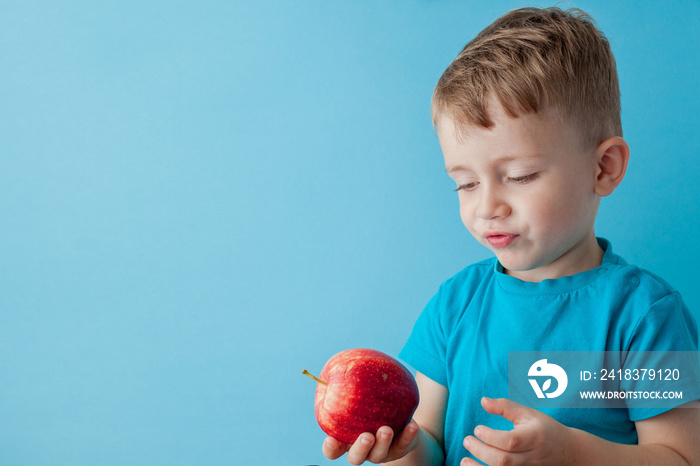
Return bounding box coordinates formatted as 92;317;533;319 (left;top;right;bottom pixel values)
486;234;518;248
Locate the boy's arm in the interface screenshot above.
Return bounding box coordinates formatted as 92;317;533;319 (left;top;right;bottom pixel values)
570;401;700;466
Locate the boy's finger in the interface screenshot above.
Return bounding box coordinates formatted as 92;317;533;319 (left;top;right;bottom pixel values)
322;436;349;460
346;433;375;465
473;424;530;453
365;426;393;463
480;397;531;423
389;421;420;457
464;435;521;466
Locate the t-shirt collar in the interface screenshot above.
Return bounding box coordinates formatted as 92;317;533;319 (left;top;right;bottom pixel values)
494;237;621;295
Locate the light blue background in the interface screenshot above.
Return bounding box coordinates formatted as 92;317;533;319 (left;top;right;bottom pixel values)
1;1;698;465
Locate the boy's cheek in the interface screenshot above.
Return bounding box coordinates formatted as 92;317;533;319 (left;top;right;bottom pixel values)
458;200;474;223
458;209;475;233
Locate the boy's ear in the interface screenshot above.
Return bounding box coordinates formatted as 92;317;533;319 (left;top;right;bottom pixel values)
594;136;630;197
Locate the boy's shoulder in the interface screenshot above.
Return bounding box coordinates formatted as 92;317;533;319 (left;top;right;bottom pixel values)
602;250;680;304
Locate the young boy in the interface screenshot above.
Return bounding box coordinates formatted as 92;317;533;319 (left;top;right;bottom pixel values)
322;6;700;466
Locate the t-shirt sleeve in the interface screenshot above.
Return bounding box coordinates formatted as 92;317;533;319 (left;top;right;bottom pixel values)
399;283;450;387
623;292;700;421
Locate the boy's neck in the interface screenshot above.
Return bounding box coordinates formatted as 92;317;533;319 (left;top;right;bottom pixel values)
505;235;605;283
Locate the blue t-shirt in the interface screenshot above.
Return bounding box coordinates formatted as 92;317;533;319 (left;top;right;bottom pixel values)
399;238;699;466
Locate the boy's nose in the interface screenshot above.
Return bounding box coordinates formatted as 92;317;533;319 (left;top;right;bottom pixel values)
476;188;511;220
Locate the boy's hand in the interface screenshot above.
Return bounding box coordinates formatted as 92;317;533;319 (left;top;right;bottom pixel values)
462;397;573;466
322;421;420;465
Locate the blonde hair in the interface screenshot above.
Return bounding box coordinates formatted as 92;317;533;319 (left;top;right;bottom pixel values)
432;7;622;148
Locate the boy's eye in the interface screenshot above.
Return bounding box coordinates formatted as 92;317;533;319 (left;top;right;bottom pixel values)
454;181;479;192
507;172;539;184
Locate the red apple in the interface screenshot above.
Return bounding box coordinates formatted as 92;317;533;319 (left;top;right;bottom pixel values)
303;348;419;445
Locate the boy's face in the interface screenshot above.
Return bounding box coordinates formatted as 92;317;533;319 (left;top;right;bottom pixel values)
438;101;603;282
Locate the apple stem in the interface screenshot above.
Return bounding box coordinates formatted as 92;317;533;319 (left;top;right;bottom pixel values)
302;369;327;385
